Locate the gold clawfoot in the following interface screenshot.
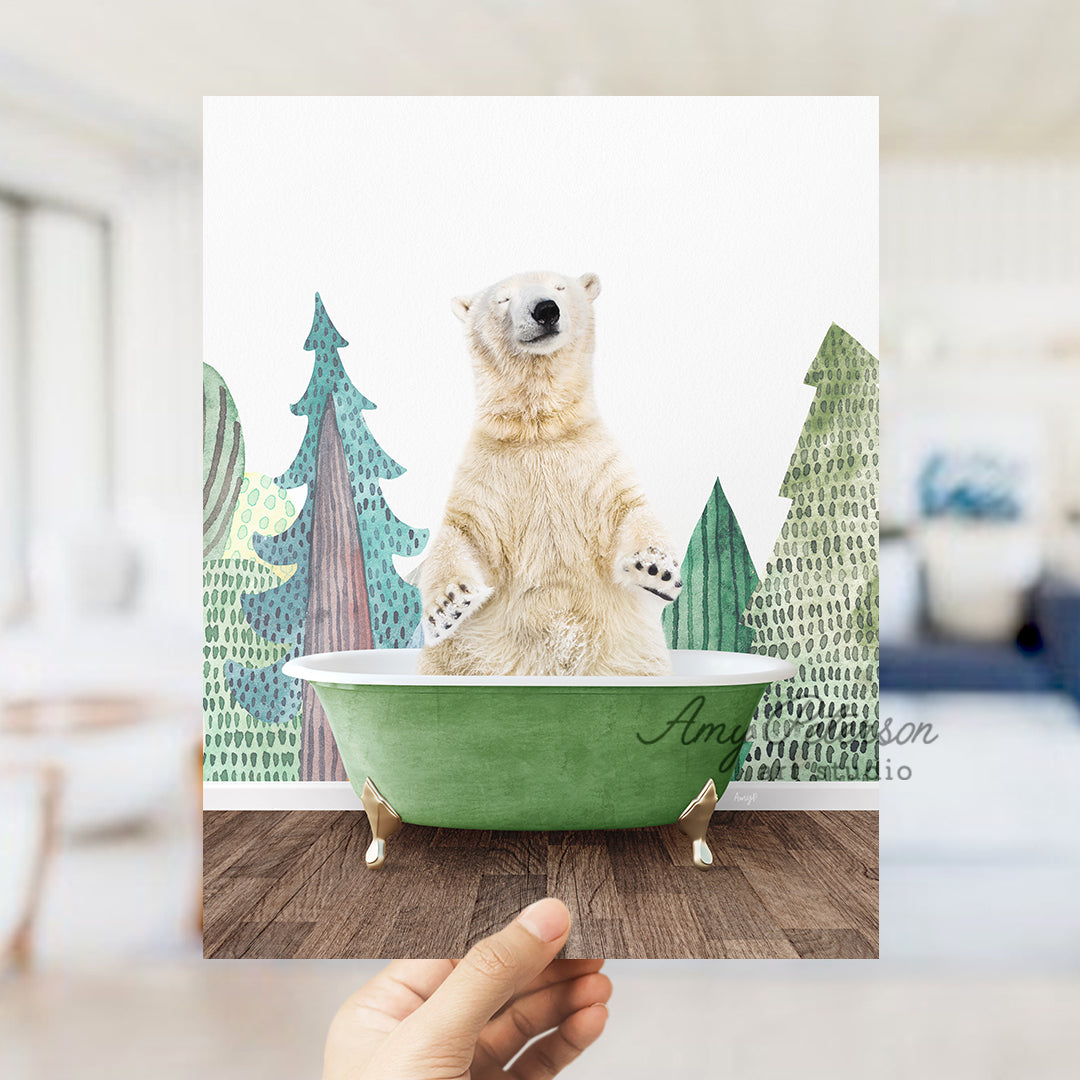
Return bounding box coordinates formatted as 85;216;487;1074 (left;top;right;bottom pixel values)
676;778;718;870
360;778;402;869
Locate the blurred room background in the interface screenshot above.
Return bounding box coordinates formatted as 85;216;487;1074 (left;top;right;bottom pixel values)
2;1;1079;1077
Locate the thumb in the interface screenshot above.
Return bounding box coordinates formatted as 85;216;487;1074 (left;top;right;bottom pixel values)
405;898;571;1052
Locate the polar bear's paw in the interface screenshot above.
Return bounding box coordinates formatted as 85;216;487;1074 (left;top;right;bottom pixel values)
422;581;494;646
618;548;683;603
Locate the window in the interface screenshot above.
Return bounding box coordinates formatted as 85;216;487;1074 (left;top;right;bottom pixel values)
0;191;112;625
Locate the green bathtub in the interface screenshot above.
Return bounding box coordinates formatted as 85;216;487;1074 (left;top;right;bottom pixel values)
283;648;795;868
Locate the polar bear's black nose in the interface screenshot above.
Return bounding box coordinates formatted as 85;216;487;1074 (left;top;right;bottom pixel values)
532;299;560;327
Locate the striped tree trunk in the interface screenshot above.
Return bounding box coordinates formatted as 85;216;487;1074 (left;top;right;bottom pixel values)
302;394;374;781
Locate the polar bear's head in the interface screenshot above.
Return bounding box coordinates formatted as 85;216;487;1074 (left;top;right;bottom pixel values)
452;271;601;359
451;270;603;438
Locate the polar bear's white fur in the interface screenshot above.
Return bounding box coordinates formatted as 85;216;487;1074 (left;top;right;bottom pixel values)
416;270;682;676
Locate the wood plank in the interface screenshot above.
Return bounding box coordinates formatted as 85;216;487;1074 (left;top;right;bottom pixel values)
547;840;624;958
284;821;415;959
806;810;878;864
785;928;877;959
707;813;788;863
565;920;629;960
789;844;879;949
680;865;790;942
202;810;878;961
760;810;838;852
618;892;709;959
706;937;801;959
831;809;878;841
724;845;850;930
222;811;343;878
376;842;484;959
203;812;358;957
203;809;293;887
484;831;549;875
465;874;549;950
607;828;676;895
226;921;316;960
429;827;494;851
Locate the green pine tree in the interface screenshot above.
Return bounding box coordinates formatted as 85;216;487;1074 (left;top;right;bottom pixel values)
741;325;879;782
664;477;758;653
202;364;245;560
203;366;302;781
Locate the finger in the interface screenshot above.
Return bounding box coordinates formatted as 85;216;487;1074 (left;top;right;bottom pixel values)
344;959;455;1027
477;971;612;1064
375;959;457;1004
508;1003;609;1080
325;961;456;1080
405;898;571;1050
491;958;606;1017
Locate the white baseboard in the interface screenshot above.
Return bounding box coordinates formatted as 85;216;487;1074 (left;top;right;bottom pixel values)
203;780;878;813
718;781;877;811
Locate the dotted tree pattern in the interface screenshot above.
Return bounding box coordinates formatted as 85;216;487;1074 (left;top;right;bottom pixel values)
265;293;425;647
224;294;428;776
741;325;879;782
223;473;299;578
204;558;302;781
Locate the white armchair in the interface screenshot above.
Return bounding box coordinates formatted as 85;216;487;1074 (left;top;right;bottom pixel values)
0;766;60;972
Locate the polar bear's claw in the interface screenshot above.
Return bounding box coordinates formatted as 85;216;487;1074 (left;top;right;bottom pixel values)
620;548;683;603
423;581;494;645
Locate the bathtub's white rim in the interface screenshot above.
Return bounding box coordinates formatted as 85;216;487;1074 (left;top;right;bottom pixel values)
283;648;798;687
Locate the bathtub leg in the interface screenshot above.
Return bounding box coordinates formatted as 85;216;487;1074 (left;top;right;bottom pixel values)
676;778;718;870
361;778;402;869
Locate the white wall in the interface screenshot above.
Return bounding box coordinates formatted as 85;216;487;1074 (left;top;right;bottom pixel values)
205;96;879;578
0;202;21;621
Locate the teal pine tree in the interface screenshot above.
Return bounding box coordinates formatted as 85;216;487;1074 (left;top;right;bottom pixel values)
741;325;879;782
273;294;428;649
226;294;428;780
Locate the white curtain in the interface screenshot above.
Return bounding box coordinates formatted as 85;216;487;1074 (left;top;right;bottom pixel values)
0;201;20;623
23;206;112;621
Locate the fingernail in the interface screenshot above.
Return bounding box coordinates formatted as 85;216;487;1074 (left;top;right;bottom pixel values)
517;898;569;942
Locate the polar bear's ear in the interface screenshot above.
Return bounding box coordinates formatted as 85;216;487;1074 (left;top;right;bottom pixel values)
451;295;473;322
579;273;601;301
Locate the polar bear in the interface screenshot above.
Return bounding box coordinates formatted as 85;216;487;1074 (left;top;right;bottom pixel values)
416;270;682;677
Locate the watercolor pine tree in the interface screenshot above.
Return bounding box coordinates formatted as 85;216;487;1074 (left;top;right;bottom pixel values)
664;476;759;778
664;477;758;653
741;324;879;781
202;363;246;560
203;365;302;781
226;294;428;781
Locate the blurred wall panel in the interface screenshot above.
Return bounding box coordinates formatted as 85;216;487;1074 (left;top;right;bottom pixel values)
881;160;1080;536
0;200;24;624
24;207;109;615
111;164;202;630
883;160;1080;344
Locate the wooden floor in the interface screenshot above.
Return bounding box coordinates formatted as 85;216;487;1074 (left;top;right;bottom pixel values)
203;810;877;960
